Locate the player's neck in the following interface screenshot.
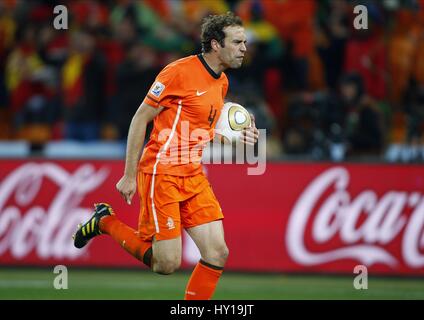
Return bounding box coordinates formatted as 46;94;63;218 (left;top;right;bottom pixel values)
201;52;226;75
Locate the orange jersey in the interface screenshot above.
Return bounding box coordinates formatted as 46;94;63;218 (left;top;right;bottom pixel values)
140;54;229;176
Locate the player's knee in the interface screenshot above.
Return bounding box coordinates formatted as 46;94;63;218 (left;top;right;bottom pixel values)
220;245;230;263
204;245;229;266
153;257;181;275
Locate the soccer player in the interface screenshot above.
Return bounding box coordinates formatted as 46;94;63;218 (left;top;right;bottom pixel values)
73;12;259;300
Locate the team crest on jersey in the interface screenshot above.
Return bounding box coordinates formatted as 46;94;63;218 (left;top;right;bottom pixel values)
150;81;165;97
167;217;175;230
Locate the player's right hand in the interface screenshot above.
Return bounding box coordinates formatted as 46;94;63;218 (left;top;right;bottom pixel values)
116;175;137;205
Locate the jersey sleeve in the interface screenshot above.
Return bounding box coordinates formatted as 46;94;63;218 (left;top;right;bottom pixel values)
222;73;229;99
143;64;183;109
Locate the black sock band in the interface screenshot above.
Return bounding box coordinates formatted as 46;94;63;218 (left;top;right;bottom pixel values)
199;259;224;271
143;247;153;267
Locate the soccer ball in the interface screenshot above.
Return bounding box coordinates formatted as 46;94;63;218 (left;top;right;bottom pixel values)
215;102;251;143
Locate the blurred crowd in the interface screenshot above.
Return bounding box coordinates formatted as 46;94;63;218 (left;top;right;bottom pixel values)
0;0;424;162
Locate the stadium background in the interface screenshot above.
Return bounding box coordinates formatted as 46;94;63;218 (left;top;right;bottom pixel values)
0;0;424;300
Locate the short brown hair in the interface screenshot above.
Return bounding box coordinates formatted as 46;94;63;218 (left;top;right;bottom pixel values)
200;12;243;53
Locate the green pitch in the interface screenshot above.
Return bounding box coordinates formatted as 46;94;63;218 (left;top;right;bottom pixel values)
0;268;423;300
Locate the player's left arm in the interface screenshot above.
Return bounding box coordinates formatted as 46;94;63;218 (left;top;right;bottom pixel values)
240;113;259;145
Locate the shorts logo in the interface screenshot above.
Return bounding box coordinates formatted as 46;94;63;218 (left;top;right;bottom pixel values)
150;81;165;98
167;217;175;230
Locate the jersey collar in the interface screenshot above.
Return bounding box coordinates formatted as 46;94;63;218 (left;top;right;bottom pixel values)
197;54;221;79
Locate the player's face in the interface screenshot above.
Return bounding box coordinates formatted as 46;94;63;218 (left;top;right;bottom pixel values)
220;26;247;69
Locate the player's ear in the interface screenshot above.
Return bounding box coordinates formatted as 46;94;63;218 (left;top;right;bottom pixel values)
211;39;220;51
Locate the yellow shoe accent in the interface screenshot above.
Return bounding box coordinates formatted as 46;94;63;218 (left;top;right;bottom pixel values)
91;218;96;233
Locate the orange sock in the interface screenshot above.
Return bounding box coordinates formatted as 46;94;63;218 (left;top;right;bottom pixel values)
99;215;152;267
184;260;223;300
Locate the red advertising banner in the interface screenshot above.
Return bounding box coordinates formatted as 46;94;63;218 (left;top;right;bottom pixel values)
0;160;423;275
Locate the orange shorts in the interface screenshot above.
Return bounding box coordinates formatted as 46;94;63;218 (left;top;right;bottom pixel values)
137;171;224;241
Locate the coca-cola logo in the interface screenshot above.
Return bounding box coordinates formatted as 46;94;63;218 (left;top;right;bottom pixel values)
0;163;109;260
286;167;424;268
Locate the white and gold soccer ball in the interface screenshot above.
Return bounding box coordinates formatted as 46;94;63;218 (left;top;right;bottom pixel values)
215;102;252;143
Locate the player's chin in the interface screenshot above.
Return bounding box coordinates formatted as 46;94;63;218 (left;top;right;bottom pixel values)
231;60;243;68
